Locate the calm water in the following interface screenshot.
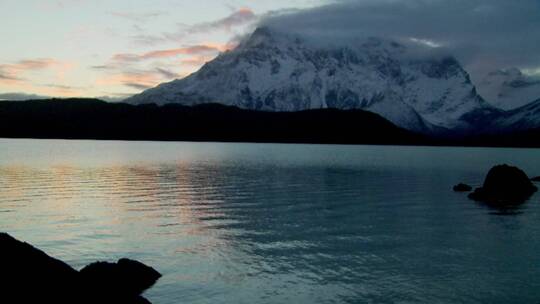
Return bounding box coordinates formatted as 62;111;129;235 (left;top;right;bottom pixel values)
1;139;540;303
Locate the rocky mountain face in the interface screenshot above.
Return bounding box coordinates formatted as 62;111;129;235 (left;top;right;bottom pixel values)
126;27;501;133
477;68;540;111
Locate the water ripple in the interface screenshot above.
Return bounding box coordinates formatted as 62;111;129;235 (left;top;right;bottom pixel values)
1;140;540;304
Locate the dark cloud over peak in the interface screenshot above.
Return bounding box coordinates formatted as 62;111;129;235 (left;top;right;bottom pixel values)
259;0;540;80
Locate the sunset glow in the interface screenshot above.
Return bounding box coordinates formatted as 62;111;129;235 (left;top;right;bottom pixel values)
0;0;320;100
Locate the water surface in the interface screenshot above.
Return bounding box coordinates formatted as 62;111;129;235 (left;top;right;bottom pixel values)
1;139;539;303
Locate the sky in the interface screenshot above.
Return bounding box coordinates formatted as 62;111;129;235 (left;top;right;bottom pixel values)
1;0;539;100
0;0;322;100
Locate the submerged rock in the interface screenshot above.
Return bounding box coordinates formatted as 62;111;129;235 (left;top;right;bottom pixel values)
453;183;473;192
468;164;538;205
531;176;540;182
0;232;161;304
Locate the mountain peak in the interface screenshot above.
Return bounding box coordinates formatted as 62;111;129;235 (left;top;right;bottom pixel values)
241;26;276;48
125;28;494;133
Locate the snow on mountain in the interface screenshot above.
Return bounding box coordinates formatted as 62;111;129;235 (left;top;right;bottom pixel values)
125;27;496;133
477;68;540;110
494;98;540;130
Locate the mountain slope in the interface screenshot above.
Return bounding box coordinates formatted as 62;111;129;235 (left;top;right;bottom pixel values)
126;27;497;133
494;98;540;131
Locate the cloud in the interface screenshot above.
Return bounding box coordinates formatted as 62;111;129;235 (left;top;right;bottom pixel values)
125;82;153;90
96;70;160;89
259;0;540;80
111;44;228;64
155;68;178;79
143;45;225;58
0;58;60;84
131;8;257;45
0;71;21;82
95;67;182;91
90;65;113;70
90;7;316;93
186;8;256;34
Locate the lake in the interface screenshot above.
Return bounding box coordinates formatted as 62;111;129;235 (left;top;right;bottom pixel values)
1;138;539;304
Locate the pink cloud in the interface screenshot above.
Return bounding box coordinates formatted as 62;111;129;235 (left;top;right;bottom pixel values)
0;58;59;85
95;69;177;91
143;45;223;58
112;44;229;63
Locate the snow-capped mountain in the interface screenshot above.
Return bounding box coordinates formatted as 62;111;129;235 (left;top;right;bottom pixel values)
126;27;497;133
477;68;540;110
494;98;540;131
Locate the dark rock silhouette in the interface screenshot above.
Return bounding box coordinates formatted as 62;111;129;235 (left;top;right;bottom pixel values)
453;183;473;192
468;164;538;205
80;259;162;302
532;176;540;182
0;232;161;304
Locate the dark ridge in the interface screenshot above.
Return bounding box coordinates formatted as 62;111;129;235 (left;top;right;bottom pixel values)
0;98;539;147
0;99;428;145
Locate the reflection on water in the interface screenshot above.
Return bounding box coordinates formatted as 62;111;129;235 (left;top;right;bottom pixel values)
1;139;540;304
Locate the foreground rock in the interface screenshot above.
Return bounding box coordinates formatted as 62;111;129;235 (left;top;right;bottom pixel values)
453;183;473;192
468;164;538;206
80;259;162;302
0;232;161;304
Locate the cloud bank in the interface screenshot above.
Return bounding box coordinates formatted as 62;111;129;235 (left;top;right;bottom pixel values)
259;0;540;80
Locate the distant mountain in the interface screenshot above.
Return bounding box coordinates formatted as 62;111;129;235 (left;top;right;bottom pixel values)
494;98;540;131
477;68;540;110
125;27;498;134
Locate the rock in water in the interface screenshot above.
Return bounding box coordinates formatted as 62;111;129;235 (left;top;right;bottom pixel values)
453;183;473;192
0;232;80;302
0;232;161;304
531;176;540;182
468;164;538;205
80;258;162;299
